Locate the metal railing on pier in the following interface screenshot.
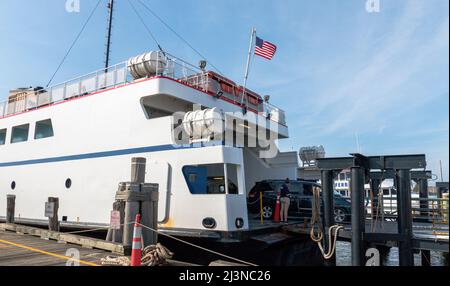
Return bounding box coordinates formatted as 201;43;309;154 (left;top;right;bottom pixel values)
365;196;449;225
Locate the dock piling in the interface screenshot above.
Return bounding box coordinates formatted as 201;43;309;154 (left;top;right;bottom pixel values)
117;157;159;252
47;197;60;232
321;170;336;265
123;158;146;249
6;195;16;224
131;157;146;184
122;191;140;250
351;167;365;266
396;169;414;266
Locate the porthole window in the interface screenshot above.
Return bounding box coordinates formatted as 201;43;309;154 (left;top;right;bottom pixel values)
65;178;72;189
11;181;16;190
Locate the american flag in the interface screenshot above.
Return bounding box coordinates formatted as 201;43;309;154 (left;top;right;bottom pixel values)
255;36;277;60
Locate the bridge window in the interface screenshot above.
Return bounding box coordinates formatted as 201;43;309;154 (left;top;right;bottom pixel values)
11;124;29;143
0;129;6;145
35;119;54;139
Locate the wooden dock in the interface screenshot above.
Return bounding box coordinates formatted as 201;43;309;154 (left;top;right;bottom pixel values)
0;224;209;266
0;230;111;266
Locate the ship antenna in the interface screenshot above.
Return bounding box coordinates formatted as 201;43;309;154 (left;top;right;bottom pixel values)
105;0;114;70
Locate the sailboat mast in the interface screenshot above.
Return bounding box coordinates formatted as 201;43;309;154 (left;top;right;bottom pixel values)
105;0;114;69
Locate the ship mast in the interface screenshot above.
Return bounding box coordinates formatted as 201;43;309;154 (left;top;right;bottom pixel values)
105;0;114;70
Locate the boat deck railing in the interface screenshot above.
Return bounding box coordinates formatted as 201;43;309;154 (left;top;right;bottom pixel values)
0;61;131;119
0;52;286;126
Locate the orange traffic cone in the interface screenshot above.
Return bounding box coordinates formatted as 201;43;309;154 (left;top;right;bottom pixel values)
274;194;281;222
130;214;142;266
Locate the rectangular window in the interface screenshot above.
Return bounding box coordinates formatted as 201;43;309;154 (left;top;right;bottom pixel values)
0;129;6;145
11;124;29;143
183;164;240;195
35;119;54;139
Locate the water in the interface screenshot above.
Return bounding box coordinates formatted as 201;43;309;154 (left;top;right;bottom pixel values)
336;241;448;266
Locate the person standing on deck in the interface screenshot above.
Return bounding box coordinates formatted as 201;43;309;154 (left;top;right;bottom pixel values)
280;178;291;223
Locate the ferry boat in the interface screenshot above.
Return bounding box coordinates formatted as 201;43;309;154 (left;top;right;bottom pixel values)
0;3;322;266
0;51;298;231
0;51;317;265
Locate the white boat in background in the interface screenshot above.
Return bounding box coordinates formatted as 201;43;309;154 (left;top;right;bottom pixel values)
334;170;423;216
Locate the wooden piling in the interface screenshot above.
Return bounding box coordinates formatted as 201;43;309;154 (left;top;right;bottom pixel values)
123;199;139;249
123;157;146;250
131;157;146;183
116;157;159;252
47;197;60;232
6;195;16;224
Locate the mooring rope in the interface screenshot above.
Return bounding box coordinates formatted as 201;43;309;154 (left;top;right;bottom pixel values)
63;220;257;266
138;223;258;266
64;224;131;235
310;187;343;260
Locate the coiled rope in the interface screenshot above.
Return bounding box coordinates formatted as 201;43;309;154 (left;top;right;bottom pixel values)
310;187;343;260
101;243;174;266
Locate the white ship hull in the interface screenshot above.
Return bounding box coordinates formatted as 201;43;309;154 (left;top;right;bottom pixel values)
0;74;295;233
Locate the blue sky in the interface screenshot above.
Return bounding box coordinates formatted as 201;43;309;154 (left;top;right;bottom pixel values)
0;0;448;182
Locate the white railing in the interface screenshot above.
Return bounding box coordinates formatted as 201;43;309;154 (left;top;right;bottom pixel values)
0;51;286;126
0;61;130;118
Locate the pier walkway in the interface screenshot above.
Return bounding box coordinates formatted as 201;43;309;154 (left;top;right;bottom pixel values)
0;230;110;266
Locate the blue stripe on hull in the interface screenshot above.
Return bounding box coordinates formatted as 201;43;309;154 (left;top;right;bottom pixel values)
0;144;195;167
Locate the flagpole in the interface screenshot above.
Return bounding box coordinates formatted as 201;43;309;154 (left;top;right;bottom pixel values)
241;27;256;109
